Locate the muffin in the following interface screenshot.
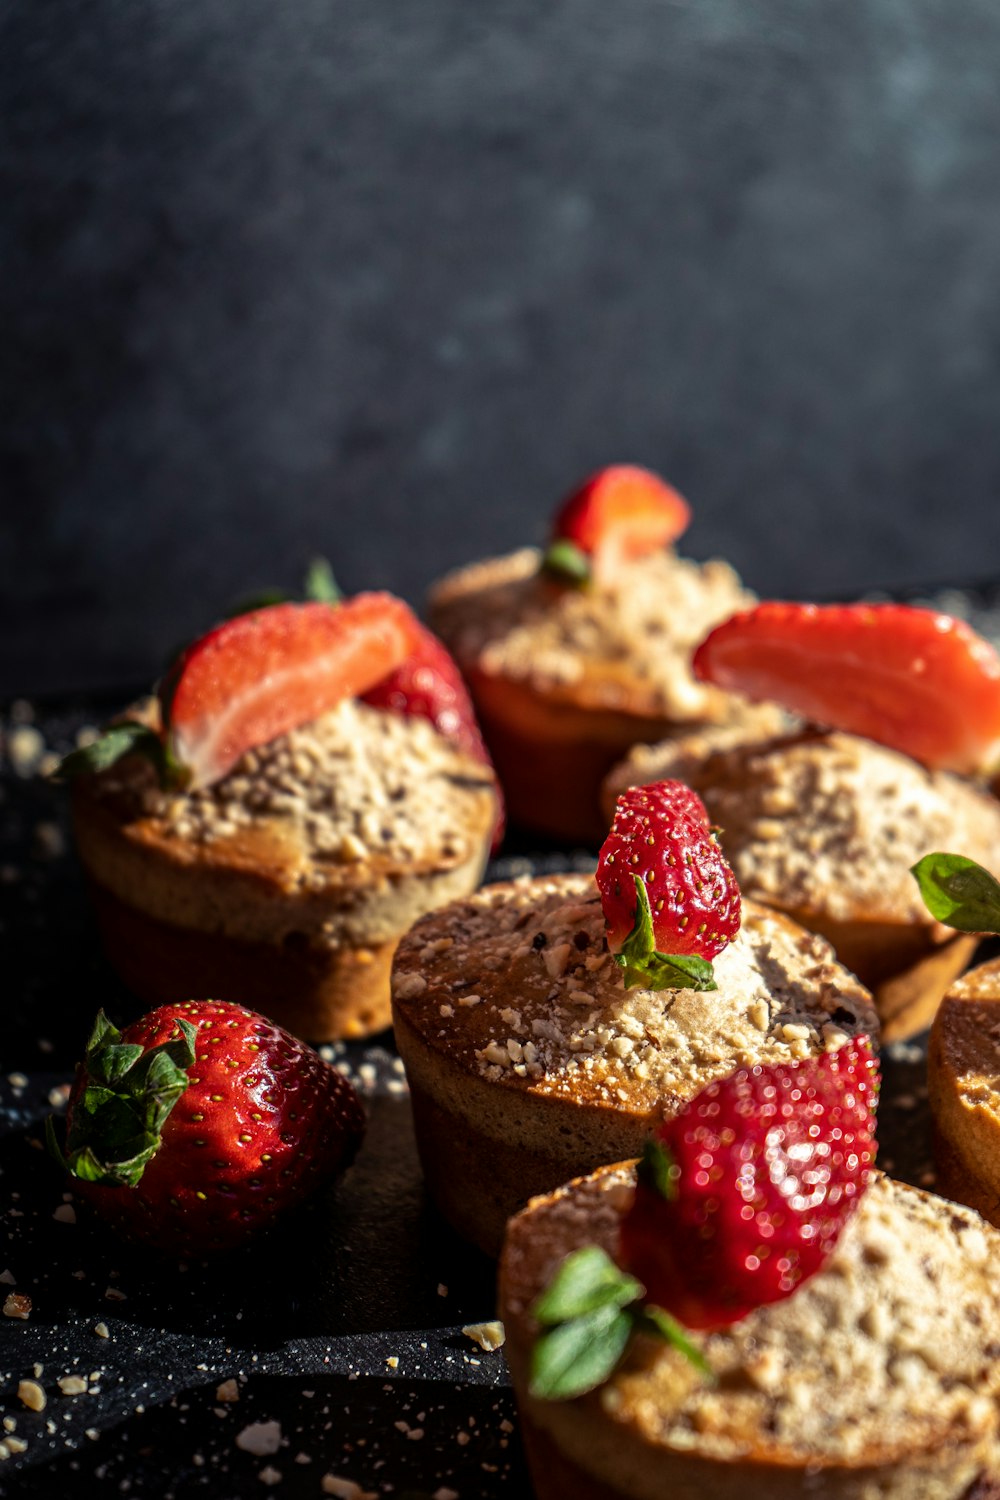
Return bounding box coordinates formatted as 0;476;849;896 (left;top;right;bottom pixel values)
928;956;1000;1228
391;872;875;1254
427;466;781;843
605;726;1000;1038
68;594;499;1041
500;1163;1000;1500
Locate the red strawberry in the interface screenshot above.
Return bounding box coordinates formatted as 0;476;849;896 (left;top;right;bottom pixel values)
161;593;421;789
596;780;740;990
53;1001;365;1256
549;465;691;582
362;621;505;848
693;601;1000;776
619;1037;879;1329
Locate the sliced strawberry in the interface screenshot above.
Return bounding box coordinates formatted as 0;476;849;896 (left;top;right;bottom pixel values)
596;780;740;990
619;1037;879;1329
693;601;1000;776
162;593;420;789
548;465;691;582
361;622;506;848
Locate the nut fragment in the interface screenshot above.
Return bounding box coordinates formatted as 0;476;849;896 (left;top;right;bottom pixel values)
3;1294;31;1320
57;1377;88;1396
461;1320;506;1353
216;1379;239;1403
17;1381;45;1413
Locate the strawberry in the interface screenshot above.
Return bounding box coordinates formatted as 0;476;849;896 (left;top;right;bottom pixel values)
50;1001;365;1256
361;621;506;848
596;780;741;991
693;601;1000;776
619;1037;879;1329
545;465;691;584
160;593;422;789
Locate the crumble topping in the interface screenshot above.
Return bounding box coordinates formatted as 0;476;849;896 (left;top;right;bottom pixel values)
503;1169;1000;1463
91;699;493;870
392;874;876;1109
428;546;770;720
610;728;1000;925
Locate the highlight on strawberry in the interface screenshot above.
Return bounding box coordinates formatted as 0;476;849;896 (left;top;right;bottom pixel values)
47;1000;366;1256
542;465;691;587
693;601;1000;776
56;578;502;834
529;1037;879;1400
595;780;741;992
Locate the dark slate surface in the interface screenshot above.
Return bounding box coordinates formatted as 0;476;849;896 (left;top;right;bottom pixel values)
4;0;1000;694
0;695;938;1500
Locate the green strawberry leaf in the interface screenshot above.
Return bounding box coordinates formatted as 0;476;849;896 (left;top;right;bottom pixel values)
529;1303;634;1400
633;1305;713;1379
55;1013;196;1190
303;557;342;604
540;539;592;586
55;722;166;783
532;1246;643;1327
911;853;1000;934
637;1137;677;1201
613;876;718;992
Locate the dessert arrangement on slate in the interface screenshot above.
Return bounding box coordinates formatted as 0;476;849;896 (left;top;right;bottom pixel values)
7;465;1000;1499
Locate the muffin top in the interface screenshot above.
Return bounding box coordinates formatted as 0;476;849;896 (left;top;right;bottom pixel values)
428;547;774;723
80;697;497;884
607;727;1000;927
501;1166;1000;1469
391;873;876;1115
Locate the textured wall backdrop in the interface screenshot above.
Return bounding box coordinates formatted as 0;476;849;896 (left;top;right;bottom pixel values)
3;0;1000;694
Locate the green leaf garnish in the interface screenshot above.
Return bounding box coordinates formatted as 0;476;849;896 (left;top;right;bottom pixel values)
540;538;592;586
54;722;167;783
303;557;342;604
633;1305;713;1379
48;1011;197;1190
911;853;1000;934
613;876;717;992
532;1246;643;1326
637;1137;677;1201
528;1243;712;1401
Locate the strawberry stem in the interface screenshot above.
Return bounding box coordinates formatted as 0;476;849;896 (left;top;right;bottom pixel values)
613;876;718;992
49;1012;197;1189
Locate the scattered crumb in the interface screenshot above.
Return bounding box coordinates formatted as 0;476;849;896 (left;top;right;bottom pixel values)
462;1320;505;1353
216;1379;239;1403
320;1478;377;1499
385;1357;399;1370
94;1323;109;1340
104;1287;127;1301
0;1271;15;1286
235;1420;282;1456
57;1376;88;1397
17;1381;46;1412
437;1284;448;1298
52;1204;76;1225
257;1466;282;1486
4;1294;31;1320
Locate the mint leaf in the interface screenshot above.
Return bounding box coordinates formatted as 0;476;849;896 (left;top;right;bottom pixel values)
55;722;166;783
303;557;342;604
540;539;592;586
529;1304;633;1400
634;1305;713;1380
613;876;718;992
637;1138;676;1201
532;1246;642;1326
911;853;1000;934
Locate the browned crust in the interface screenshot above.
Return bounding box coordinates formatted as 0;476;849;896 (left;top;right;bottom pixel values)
929;960;1000;1227
86;877;397;1040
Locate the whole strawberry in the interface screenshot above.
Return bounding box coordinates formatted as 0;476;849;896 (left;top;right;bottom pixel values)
51;1001;365;1255
620;1037;879;1329
596;780;741;991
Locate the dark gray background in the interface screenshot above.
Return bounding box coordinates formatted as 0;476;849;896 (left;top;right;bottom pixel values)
4;0;1000;696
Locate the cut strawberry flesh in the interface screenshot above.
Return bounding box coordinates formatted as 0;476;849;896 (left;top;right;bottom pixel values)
552;465;691;573
693;601;1000;776
164;593;420;788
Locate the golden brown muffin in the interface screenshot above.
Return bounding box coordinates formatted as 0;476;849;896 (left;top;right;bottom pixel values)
605;727;1000;1038
73;698;498;1041
499;1164;1000;1500
427;547;783;843
391;873;875;1254
928;957;1000;1227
